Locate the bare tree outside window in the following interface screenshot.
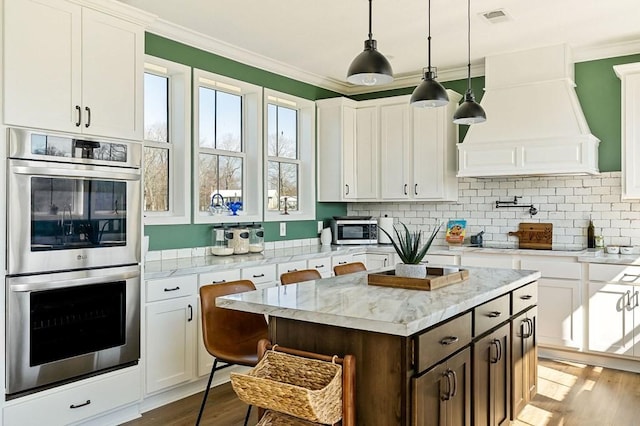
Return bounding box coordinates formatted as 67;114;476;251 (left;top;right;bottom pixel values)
143;73;170;212
267;103;299;212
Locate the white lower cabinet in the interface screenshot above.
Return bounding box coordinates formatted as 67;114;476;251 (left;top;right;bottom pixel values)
308;256;333;278
277;260;308;283
365;253;394;270
460;253;515;269
242;264;277;290
145;275;197;394
331;253;354;269
588;264;640;357
3;366;140;426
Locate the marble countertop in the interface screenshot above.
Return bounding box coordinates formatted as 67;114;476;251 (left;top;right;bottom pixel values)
217;266;541;337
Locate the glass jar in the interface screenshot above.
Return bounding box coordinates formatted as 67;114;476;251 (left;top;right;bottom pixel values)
211;225;233;256
231;225;250;254
248;223;264;253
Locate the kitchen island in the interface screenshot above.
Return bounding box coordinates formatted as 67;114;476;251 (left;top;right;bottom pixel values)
218;266;541;425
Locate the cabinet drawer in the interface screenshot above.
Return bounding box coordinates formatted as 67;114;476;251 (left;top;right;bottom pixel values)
4;367;140;426
308;256;332;276
415;312;472;373
242;264;277;285
474;294;510;336
512;282;538;315
332;253;354;267
520;259;581;280
589;263;640;283
277;260;309;278
199;269;241;286
146;275;197;302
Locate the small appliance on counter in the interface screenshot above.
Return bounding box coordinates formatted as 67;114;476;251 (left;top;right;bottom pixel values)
378;215;394;244
320;227;332;246
330;216;378;245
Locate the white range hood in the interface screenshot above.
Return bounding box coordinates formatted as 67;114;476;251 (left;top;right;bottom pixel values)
457;44;600;177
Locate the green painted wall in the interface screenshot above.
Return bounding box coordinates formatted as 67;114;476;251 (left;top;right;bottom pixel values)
144;33;347;250
144;31;640;249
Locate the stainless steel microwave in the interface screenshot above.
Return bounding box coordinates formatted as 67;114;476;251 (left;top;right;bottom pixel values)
330;217;378;245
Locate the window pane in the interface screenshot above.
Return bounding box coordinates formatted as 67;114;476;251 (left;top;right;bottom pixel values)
267;161;298;212
267;104;277;157
198;153;219;212
143;147;169;212
277;106;297;159
144;73;168;143
199;154;243;213
199;87;216;149
216;91;242;152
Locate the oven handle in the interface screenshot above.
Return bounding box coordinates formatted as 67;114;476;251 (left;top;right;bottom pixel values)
9;270;140;292
10;163;140;182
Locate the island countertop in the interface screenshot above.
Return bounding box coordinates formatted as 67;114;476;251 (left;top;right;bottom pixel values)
217;266;541;337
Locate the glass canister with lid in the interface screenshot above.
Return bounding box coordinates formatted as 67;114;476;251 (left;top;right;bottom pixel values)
248;223;264;253
230;225;250;254
211;225;233;256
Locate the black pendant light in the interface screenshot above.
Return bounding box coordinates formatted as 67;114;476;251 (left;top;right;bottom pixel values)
347;0;393;86
410;0;449;108
453;0;486;125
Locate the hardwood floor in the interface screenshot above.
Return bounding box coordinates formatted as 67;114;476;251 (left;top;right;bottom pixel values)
123;358;640;426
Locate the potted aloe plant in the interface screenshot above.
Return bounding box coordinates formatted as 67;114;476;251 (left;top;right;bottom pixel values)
379;221;442;279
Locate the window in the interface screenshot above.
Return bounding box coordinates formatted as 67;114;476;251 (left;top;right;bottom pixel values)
264;89;316;221
143;57;191;225
193;69;262;224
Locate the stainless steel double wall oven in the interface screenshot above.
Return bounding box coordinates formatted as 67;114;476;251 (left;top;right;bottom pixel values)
5;128;142;397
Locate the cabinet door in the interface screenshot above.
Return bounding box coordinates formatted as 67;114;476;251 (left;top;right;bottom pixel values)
413;347;471;426
380;102;411;199
412;106;444;199
537;278;582;349
342;105;358;199
473;323;511;426
145;296;197;394
366;253;392;270
355;106;379;199
4;0;82;132
81;8;143;140
511;307;538;420
588;282;635;355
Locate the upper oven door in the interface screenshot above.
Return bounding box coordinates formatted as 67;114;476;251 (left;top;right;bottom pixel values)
8;159;141;275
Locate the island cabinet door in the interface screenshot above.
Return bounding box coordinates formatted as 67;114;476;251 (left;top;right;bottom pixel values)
473;323;511;426
511;307;538;420
412;347;471;426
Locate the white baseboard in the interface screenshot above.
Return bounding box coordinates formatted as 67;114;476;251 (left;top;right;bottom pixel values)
539;346;640;373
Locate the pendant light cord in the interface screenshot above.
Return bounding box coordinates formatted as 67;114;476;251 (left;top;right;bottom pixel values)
466;0;471;91
368;0;373;41
427;0;432;71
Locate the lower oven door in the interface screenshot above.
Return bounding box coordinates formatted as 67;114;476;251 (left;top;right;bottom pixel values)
5;265;140;397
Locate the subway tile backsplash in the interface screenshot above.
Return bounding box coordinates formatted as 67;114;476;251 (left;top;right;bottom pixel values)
348;172;640;248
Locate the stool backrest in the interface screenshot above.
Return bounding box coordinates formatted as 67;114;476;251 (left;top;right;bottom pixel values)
280;268;322;285
333;261;367;276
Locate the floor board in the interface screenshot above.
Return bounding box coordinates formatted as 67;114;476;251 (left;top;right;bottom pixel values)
123;358;640;426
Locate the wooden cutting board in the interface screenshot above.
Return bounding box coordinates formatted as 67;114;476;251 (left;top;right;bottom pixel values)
508;223;553;250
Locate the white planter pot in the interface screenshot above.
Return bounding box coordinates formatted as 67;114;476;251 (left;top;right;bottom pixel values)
395;263;428;279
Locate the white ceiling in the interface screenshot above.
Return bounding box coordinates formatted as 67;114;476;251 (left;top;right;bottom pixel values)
118;0;640;94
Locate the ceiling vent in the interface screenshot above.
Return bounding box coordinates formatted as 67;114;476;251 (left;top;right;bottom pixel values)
480;9;511;24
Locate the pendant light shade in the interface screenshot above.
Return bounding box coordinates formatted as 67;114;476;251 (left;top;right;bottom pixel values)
453;0;486;125
347;0;393;86
410;0;449;108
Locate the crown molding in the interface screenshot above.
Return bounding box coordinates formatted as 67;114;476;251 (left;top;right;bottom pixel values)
146;17;640;97
71;0;156;26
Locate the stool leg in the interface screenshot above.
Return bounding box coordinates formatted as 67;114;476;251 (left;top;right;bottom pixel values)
243;405;252;426
196;358;218;425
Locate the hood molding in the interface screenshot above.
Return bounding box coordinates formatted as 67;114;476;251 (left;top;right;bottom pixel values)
457;44;600;178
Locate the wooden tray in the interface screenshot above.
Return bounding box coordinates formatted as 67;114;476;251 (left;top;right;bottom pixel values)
367;267;469;291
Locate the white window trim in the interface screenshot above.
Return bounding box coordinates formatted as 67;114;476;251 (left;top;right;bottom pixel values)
193;68;263;224
143;56;191;225
264;89;316;222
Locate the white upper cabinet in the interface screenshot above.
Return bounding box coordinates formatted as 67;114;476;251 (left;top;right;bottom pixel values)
4;0;145;140
317;91;460;203
614;62;640;199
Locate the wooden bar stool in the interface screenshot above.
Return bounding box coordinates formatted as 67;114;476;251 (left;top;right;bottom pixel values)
280;268;321;285
197;280;268;425
333;262;367;276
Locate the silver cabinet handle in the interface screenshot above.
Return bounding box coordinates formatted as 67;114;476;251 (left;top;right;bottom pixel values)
634;291;640;308
164;286;180;292
487;311;502;318
625;290;633;309
70;400;91;409
75;105;82;127
450;370;458;398
84;106;91;128
439;336;459;346
441;370;453;401
490;339;501;364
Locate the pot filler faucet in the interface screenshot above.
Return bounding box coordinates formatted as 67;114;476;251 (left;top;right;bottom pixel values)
495;196;538;216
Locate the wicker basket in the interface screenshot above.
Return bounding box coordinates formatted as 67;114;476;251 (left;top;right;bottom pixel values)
230;350;342;424
256;410;321;426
